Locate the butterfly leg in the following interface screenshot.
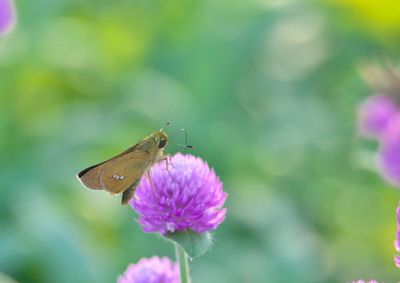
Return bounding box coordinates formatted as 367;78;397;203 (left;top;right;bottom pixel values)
159;154;177;171
164;156;170;173
146;170;158;195
121;179;140;205
158;155;180;184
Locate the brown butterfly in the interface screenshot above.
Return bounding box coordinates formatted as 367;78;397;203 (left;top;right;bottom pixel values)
77;130;169;204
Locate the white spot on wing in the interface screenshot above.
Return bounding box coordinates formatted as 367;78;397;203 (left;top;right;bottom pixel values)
112;174;125;180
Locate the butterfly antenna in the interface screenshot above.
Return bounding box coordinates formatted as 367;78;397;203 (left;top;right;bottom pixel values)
169;126;194;151
160;121;171;131
179;128;195;154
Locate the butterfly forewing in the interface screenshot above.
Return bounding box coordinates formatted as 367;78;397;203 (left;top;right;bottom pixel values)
98;150;150;194
78;165;103;190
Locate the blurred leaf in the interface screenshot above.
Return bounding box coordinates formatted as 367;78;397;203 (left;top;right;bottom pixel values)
164;230;212;258
0;273;18;283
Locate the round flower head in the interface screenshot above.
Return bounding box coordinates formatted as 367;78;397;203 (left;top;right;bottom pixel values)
0;0;16;36
350;281;379;283
358;94;397;138
130;153;227;234
378;114;400;187
118;256;179;283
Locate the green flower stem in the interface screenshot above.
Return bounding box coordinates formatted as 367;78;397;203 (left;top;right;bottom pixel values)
175;243;191;283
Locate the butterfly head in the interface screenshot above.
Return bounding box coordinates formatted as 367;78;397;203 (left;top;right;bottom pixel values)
152;130;169;149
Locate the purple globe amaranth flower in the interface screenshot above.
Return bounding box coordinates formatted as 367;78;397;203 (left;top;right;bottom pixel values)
358;94;398;138
130;153;227;234
0;0;16;36
378;114;400;187
118;256;180;283
395;253;400;268
350;281;379;283
395;205;400;268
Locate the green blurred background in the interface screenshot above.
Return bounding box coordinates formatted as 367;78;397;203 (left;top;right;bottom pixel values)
1;0;400;282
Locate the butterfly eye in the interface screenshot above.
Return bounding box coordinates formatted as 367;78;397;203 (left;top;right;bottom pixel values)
158;139;167;148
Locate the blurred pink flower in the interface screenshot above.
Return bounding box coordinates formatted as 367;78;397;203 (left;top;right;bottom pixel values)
0;0;16;36
378;114;400;187
358;95;397;139
395;205;400;268
118;256;179;283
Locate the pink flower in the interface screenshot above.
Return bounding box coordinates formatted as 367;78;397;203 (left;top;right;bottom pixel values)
118;256;179;283
395;205;400;268
378;114;400;187
131;154;227;234
0;0;16;36
358;95;397;139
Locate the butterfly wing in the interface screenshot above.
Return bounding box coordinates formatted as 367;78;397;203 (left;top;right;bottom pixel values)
77;144;151;194
77;163;103;190
98;150;150;194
